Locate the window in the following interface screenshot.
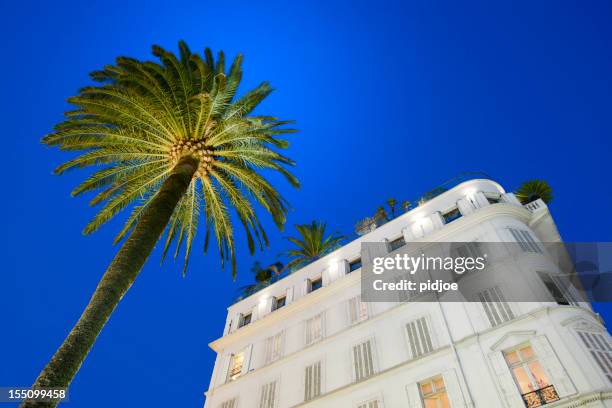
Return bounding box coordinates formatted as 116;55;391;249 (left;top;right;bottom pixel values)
478;286;515;327
259;381;276;408
442;207;462;224
576;330;612;382
451;242;484;277
264;332;284;364
537;272;571;305
272;296;286;311
509;228;542;253
227;351;245;382
304;361;321;401
389;236;406;251
220;398;237;408
419;376;450;408
504;344;559;407
348;296;369;324
406;317;434;358
239;313;252;328
309;277;323;292
349;258;362;272
305;314;323;345
353;340;375;381
485;193;501;204
357;399;380;408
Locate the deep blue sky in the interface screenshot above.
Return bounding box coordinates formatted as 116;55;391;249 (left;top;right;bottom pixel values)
2;0;612;406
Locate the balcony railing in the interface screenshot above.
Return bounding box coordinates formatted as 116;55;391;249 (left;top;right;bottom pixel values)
521;385;560;408
524;198;546;213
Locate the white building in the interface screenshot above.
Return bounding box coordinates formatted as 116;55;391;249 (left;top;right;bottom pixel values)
203;178;612;408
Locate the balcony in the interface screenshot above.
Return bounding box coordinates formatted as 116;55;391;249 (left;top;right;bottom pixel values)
521;385;560;407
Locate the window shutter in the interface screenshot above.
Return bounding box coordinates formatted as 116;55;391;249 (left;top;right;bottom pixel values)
530;335;577;397
219;354;231;385
488;350;524;406
231;312;242;332
304;361;321;401
353;340;375;381
302;279;310;296
405;382;422;408
220;398;236;408
286;286;294;304
241;344;253;376
259;381;276;408
265;332;284;364
443;369;467;407
577;330;612;382
406;317;434;358
358;399;380;408
348;296;368;325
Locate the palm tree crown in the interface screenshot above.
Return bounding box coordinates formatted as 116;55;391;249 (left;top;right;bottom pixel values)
515;179;553;204
44;41;299;275
285;221;345;271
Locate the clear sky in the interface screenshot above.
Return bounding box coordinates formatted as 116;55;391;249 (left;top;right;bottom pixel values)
2;0;612;406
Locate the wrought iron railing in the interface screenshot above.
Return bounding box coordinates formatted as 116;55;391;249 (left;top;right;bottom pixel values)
521;385;560;407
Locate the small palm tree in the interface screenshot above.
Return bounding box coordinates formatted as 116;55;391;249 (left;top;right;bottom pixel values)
387;197;397;218
27;41;298;406
285;221;345;270
240;261;285;297
515;179;553;204
401;200;412;212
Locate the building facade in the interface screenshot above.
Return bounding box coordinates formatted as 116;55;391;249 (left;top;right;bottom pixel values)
203;179;612;408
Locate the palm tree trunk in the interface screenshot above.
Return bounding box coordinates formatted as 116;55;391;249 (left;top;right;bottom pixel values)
21;156;199;408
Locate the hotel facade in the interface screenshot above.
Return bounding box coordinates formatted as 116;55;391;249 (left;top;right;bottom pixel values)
203;178;612;408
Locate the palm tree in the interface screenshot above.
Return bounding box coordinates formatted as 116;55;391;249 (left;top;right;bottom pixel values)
27;41;298;406
285;221;345;270
240;261;285;297
386;197;397;218
515;179;553;204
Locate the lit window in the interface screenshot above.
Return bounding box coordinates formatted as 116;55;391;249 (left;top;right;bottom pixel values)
227;351;245;382
419;376;450;408
273;296;286;311
442;207;462;224
309;277;322;292
349;258;362;272
504;344;560;407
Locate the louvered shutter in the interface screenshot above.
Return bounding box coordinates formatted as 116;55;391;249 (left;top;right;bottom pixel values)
241;344;252;376
358;399;380;408
406;317;434;358
353;340;375;381
348;296;368;324
304;361;321;401
405;382;422;408
530;335;576;397
443;369;467;407
286;286;293;303
259;381;276;408
220;398;236;408
488;350;524;407
219;354;231;384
